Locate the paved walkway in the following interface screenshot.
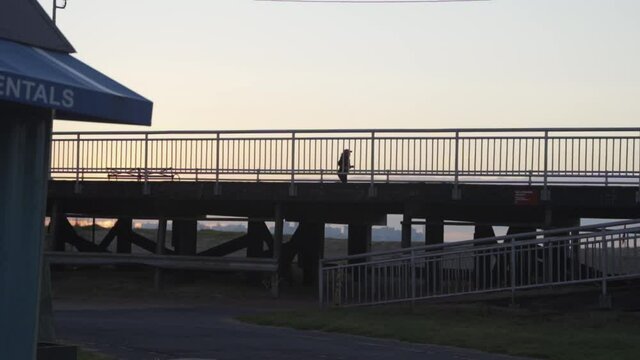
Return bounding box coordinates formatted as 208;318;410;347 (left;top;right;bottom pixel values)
55;305;531;360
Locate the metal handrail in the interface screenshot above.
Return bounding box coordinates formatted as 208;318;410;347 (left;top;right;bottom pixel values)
319;219;640;307
322;219;640;263
50;128;640;187
324;226;640;268
52;127;640;135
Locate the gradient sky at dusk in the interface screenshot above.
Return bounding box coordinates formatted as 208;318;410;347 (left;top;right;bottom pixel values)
40;0;640;132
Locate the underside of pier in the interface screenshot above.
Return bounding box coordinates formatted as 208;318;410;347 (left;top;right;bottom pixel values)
46;180;640;295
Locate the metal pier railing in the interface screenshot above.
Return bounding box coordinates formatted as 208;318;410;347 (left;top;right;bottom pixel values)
319;219;640;307
51;128;640;187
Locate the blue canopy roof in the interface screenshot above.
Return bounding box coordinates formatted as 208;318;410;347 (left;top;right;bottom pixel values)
0;38;152;125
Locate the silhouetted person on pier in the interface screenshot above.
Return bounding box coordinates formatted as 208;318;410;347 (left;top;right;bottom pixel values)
337;149;353;183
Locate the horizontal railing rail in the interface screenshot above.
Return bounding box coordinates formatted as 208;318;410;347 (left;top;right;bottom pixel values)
51;128;640;187
319;220;640;307
322;219;640;264
45;252;278;272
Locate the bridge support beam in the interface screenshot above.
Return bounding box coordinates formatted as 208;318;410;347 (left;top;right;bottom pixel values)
401;213;412;248
198;234;249;257
425;218;444;245
244;220;272;284
272;204;284;298
58;217;103;252
154;218;167;291
116;218;133;254
48;203;65;252
247;221;271;258
424;218;444;291
50;212;71;253
297;223;325;285
172;220;197;256
474;225;495;239
348;224;372;262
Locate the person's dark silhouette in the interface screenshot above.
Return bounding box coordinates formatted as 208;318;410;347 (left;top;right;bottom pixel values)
337;149;353;183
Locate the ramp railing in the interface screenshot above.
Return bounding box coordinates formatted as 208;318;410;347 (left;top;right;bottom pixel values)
51;128;640;187
319;219;640;307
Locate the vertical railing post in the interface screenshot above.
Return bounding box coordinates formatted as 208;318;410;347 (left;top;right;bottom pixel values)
74;133;81;193
369;131;376;197
454;131;459;184
637;131;640;203
289;132;296;196
318;260;324;307
452;131;461;199
75;133;80;182
603;137;609;187
143;133;149;194
215;132;221;195
144;133;149;179
542;131;550;200
510;239;516;305
543;131;549;186
410;249;416;306
600;235;608;303
604;138;609;186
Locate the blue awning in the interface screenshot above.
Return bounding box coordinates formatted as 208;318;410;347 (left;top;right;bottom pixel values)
0;38;152;125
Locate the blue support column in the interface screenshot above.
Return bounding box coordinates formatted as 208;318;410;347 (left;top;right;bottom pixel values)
0;104;53;359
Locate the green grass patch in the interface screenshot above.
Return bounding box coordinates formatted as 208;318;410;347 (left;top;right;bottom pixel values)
238;304;640;360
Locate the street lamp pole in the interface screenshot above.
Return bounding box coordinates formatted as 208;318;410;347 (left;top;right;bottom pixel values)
52;0;68;24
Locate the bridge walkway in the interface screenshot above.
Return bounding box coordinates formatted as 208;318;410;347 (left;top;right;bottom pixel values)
46;128;640;297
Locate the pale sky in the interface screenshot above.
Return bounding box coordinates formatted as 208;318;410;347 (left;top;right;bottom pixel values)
41;0;640;132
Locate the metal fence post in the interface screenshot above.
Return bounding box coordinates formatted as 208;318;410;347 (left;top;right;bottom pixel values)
143;133;149;194
289;132;296;196
598;234;612;308
454;131;459;184
410;250;416;306
604;138;609;186
637;131;640;203
452;131;461;199
601;235;608;297
74;133;81;193
542;131;550;200
369;131;376;197
510;239;516;305
318;260;324;307
215;132;221;195
637;168;640;203
75;133;80;182
543;131;549;186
